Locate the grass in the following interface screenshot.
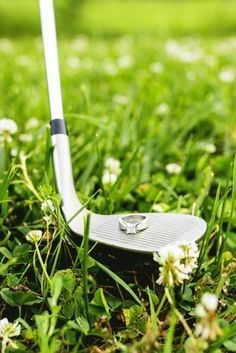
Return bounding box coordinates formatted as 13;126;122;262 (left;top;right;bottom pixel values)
79;0;236;36
1;0;236;37
0;1;236;352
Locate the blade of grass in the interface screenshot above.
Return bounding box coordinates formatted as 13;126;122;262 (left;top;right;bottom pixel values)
147;287;158;336
109;143;141;198
215;165;232;261
210;323;236;350
44;126;51;177
95;133;111;214
66;113;111;131
65;189;101;226
147;287;156;320
0;162;16;199
163;309;177;353
0;162;16;219
82;213;91;327
194;166;213;216
95;260;141;305
197;183;222;271
49;231;63;278
218;155;236;261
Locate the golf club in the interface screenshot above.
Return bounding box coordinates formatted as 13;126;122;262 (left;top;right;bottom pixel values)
38;0;207;253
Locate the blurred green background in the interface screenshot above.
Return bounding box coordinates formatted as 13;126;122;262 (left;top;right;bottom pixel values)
0;0;236;37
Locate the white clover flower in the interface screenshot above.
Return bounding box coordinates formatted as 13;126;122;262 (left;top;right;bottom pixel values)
218;69;235;83
19;133;33;142
0;318;21;353
178;50;202;63
0;319;21;339
104;157;121;176
72;36;89;52
165;40;203;63
26;230;43;243
10;148;18;157
165;40;181;56
201;293;218;312
149;62;163;74
154;244;184;265
26;117;39;129
215;38;236;54
177;241;199;274
43;215;55;226
0;118;18;135
41;199;55;214
195;303;207;318
117;55;133;69
153;244;189;287
195;293;221;341
198;142;216;154
103;61;118;76
0;39;13;54
154;103;170;115
102;171;118;186
195;325;211;341
112;94;130;106
154;241;199;287
17;55;31;66
165;163;182;175
43;215;51;223
67;56;80;70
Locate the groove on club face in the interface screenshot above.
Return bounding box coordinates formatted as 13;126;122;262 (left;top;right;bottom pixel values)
68;213;207;253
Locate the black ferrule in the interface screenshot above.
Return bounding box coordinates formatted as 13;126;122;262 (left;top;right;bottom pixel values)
50;119;68;135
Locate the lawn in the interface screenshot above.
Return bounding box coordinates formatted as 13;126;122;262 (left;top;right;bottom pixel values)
0;1;236;352
1;0;236;37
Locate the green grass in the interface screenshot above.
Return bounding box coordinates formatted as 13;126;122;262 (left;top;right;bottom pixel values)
1;0;236;36
80;0;236;36
0;2;236;352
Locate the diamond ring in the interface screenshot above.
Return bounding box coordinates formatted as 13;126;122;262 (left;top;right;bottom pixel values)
119;214;149;234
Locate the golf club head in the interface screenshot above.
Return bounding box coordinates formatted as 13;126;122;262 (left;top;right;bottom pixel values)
67;212;207;253
50;134;207;254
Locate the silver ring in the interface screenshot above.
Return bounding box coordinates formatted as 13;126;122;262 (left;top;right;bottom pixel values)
119;214;149;234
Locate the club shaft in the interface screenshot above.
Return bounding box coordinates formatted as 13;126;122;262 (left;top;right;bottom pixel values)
39;0;64;120
39;0;84;214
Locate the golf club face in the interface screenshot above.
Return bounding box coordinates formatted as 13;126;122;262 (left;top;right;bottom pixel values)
67;212;207;253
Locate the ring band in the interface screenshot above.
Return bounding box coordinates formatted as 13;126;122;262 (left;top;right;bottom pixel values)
119;214;149;234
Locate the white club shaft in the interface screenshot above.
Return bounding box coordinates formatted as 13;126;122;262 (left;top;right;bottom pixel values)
39;0;85;216
39;0;64;120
